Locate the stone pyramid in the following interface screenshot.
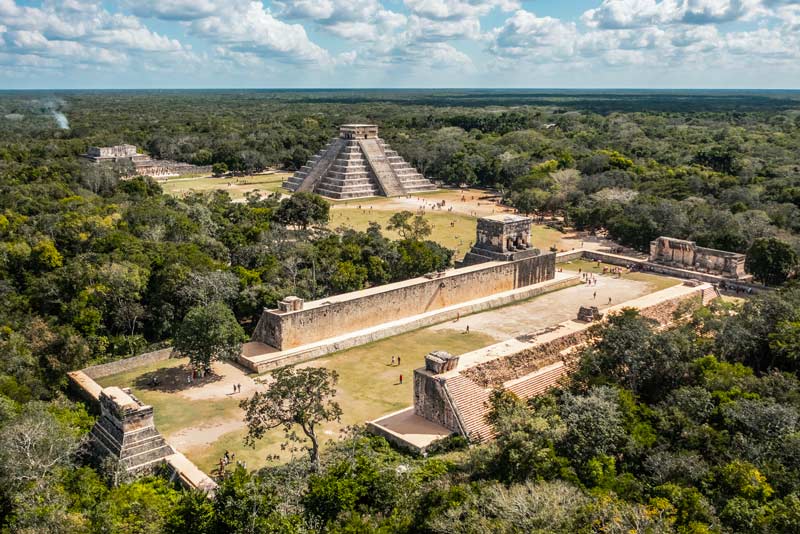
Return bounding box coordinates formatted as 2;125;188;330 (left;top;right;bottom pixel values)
283;124;436;199
90;386;174;474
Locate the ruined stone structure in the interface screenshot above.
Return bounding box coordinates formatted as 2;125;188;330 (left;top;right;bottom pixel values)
577;306;603;322
82;145;211;178
461;214;539;265
406;282;719;443
282;124;436;199
85;144;146;162
252;253;555;351
90;386;174;473
649;236;747;279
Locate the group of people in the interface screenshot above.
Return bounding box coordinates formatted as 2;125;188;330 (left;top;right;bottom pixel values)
217;450;246;476
231;383;243;394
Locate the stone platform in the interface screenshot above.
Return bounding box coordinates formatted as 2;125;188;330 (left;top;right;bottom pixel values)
371;281;719;448
240;272;580;373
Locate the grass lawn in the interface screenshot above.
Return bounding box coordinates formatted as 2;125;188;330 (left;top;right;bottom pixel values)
97;327;495;472
328;208;564;260
96;358;242;437
329;209;477;259
560;259;681;292
162;173;291;200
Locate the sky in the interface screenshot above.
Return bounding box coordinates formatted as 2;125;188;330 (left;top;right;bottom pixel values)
1;0;799;89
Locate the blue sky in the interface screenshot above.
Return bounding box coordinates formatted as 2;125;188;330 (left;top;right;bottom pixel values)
1;0;799;89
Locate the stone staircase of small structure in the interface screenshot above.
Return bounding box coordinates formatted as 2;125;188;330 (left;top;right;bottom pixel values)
313;141;382;199
443;375;495;442
505;362;567;400
91;420;174;473
381;142;437;193
283;138;346;193
357;138;406;197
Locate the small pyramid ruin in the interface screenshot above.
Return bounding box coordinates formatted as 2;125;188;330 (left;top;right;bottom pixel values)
90;386;174;474
283;124;436;199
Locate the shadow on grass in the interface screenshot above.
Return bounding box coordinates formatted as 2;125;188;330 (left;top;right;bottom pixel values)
134;365;223;393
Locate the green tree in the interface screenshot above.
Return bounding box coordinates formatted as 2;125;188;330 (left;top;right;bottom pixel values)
240;366;342;472
274;192;329;230
511;188;550;217
387;211;432;240
172;301;246;372
746;237;798;285
212;162;228;176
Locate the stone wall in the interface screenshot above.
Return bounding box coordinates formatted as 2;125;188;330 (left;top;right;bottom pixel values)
413;370;463;433
243;275;580;373
650;236;746;278
460;287;704;389
83;348;172;379
253;253;556;350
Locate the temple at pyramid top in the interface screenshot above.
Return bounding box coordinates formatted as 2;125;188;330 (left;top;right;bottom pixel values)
283;124;436;199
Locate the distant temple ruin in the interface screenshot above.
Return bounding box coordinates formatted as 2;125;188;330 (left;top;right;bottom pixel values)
461;214;539;265
82;145;211;179
90;386;174;473
649;236;747;279
283;124;436;199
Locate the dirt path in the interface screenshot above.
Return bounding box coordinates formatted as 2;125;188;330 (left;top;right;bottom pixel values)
179;361;269;401
168;419;245;451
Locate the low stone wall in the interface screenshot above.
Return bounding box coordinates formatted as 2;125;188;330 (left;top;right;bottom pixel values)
243;275;581;373
253;253;556;351
461;286;705;389
462;329;589;388
82;348;172;379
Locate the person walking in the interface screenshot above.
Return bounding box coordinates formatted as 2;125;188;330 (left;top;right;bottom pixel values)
593;291;597;299
399;374;403;384
391;355;395;366
397;356;401;366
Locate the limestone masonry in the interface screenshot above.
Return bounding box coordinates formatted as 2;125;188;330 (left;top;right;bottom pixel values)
90;386;174;473
82;145;211;178
407;282;720;444
253;254;555;351
282;124;436;199
461;214;539;265
649;236;748;279
253;213;553;351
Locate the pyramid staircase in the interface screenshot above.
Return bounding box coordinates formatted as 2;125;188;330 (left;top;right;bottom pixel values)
90;387;174;473
283;125;436;199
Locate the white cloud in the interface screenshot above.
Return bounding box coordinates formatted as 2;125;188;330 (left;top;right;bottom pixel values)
128;0;228;21
404;0;519;21
276;0;406;43
191;1;329;64
489;10;578;61
582;0;763;29
0;0;194;75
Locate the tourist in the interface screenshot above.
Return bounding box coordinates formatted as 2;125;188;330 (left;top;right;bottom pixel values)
397;356;401;366
465;325;470;334
593;291;597;299
399;374;403;384
233;384;237;394
608;297;612;304
391;355;395;366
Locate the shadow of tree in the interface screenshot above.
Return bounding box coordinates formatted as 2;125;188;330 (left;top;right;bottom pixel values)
134;365;223;393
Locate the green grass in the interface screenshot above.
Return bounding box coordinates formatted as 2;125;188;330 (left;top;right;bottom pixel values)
98;327;495;472
328;208;563;260
162;173;290;199
329;209;477;259
561;259;680;292
96;358;242;436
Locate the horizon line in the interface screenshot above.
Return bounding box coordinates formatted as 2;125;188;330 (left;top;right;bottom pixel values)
1;87;800;92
